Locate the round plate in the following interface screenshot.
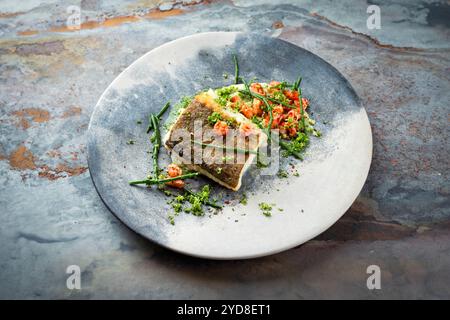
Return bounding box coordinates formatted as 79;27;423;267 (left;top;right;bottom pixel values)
87;32;372;259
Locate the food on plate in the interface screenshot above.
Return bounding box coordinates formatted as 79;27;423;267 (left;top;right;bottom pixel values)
128;55;321;223
164;91;267;191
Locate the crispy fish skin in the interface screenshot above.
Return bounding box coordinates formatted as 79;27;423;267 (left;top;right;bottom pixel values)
164;93;266;191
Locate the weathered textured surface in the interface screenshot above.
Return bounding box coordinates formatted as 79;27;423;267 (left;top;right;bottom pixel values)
0;0;449;299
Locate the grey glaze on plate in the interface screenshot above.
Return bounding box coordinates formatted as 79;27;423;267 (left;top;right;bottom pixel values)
87;32;372;259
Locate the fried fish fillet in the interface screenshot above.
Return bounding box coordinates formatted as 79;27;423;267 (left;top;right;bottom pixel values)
164;92;267;191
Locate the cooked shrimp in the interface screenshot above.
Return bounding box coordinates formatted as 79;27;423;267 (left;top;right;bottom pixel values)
166;179;185;189
240;103;254;119
250;82;265;95
167;163;182;177
252;98;263;116
165;164;185;189
284;90;299;101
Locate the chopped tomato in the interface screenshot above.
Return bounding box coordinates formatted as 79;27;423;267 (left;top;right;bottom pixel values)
230;95;241;103
252;98;263;116
213;120;229;136
240;103;254;119
239;123;253;137
294;100;302;112
167;163;182;177
272;105;284;114
272;116;282;128
250;83;265;95
284;90;299;101
288;127;297;137
263;115;282;129
294;97;309;110
166;179;185;189
287;109;299;120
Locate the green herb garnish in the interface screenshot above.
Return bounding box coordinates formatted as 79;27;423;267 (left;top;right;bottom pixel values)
172;203;182;213
207;111;223;125
278;131;309;160
215;86;238;106
150;114;161;178
277;169;289;178
259;202;273;217
292;76;302;91
171;185;222;215
240;194;248;205
239;88;294;109
129;172;199;185
233;53;240;84
146;101;170;133
185;186;222;209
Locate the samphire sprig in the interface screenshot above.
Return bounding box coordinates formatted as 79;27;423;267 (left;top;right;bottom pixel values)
146;102;170;133
129;172;199;185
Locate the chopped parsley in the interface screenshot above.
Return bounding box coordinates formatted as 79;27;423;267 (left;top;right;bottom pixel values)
259;202;273;217
183;185;213;216
282;132;309;158
172;203;182;213
277;169;289;178
207;112;223;125
188;196;203;216
239;193;248;205
175;195;185;203
271;90;290;105
164;185;221;224
292;132;309;152
215;86;238;106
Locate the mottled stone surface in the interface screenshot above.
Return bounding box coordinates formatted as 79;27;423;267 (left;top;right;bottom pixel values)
0;0;449;299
